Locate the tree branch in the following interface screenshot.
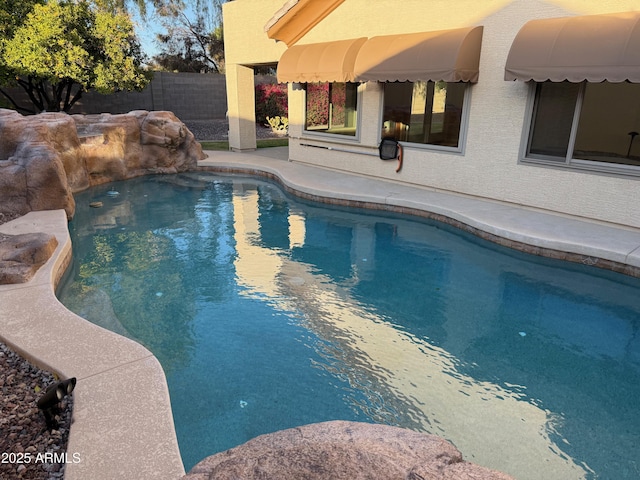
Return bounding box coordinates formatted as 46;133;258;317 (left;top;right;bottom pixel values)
0;87;35;114
180;12;220;72
16;77;45;112
63;81;74;112
67;84;83;112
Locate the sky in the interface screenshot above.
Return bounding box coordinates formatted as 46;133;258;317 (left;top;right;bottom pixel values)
131;10;163;60
130;2;221;63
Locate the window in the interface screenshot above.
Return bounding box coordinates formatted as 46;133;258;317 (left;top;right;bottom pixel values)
304;82;358;136
526;81;640;174
382;81;467;149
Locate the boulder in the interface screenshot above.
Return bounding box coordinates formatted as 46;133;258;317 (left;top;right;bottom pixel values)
183;421;514;480
0;109;206;220
0;111;77;219
0;232;58;284
72;110;205;186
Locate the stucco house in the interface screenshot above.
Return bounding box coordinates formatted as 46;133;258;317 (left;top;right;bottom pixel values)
222;0;640;229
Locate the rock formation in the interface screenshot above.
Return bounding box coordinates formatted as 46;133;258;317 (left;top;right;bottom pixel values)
0;110;77;221
183;421;514;480
73;110;204;188
0;109;205;221
0;232;58;284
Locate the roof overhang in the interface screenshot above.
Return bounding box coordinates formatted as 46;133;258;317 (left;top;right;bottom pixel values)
505;11;640;82
265;0;345;47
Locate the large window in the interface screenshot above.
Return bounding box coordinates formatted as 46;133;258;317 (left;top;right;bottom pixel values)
526;81;640;174
382;81;467;149
305;82;358;136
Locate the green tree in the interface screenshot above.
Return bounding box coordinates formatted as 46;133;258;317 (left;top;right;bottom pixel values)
0;0;148;113
150;0;230;73
153;21;224;73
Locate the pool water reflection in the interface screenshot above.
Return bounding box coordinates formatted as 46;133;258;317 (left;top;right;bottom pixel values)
57;173;640;479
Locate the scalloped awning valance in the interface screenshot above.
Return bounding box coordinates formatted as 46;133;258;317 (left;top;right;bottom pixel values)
505;11;640;82
276;37;367;83
276;26;484;84
353;26;483;83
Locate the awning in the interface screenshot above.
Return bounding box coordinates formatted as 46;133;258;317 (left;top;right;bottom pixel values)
352;26;484;83
505;11;640;82
276;37;367;83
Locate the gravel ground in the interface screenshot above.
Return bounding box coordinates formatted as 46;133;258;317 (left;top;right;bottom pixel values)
184;119;281;141
0;343;72;480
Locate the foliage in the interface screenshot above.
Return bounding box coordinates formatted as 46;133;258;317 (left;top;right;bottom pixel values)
305;82;351;128
255;82;288;125
330;83;346;126
151;52;212;73
149;0;229;73
265;116;288;134
152;20;224;73
306;83;329;128
0;0;43;39
0;0;44;86
0;0;148;113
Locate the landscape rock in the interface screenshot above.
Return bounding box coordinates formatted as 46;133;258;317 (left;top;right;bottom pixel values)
183;421;514;480
0;111;76;219
0;109;206;220
73;110;204;185
0;232;57;284
0;341;72;480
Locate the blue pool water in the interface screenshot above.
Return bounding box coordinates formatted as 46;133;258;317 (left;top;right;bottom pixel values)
57;173;640;479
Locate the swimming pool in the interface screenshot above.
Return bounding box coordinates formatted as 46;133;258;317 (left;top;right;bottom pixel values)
57;172;640;479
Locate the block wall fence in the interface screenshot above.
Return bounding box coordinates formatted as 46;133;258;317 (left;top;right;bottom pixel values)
3;72;277;121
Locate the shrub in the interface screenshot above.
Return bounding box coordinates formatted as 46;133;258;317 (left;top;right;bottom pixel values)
265;116;288;134
330;83;346;126
305;83;329;128
255;83;288;124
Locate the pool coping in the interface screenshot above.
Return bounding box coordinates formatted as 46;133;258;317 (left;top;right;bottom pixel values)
0;209;186;480
0;147;639;480
199;148;640;276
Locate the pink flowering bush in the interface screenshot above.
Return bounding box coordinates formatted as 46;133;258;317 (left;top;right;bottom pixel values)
330;83;346;126
306;83;329;128
255;83;288;124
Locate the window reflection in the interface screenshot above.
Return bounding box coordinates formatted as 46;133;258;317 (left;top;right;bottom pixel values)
382;81;466;148
305;82;358;136
527;81;640;170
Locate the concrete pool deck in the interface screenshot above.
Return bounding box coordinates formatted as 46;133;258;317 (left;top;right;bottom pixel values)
0;146;638;480
0;210;185;480
201;148;640;275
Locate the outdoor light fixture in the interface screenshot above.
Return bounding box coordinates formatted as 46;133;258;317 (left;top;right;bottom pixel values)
37;377;76;429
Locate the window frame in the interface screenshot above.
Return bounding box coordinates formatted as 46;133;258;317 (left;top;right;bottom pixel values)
520;82;640;178
302;81;363;142
379;81;472;155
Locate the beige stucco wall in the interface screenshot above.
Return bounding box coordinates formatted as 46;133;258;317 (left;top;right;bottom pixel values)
224;0;640;228
223;0;287;66
223;0;287;150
